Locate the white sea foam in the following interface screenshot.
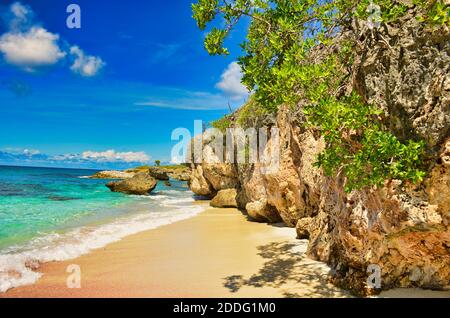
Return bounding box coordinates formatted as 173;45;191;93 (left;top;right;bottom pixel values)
161;197;196;206
0;196;207;293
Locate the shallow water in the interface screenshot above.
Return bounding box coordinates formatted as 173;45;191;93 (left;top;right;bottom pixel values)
0;165;204;292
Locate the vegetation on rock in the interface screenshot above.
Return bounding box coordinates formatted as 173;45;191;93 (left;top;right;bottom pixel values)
192;0;445;191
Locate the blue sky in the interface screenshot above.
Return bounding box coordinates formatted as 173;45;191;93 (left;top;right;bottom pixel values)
0;0;250;169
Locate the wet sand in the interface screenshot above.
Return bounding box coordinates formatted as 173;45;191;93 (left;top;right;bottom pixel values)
2;207;350;298
3;207;448;298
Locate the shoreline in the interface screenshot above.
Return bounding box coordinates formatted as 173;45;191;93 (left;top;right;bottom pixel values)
1;207;351;298
2;206;449;298
0;187;205;294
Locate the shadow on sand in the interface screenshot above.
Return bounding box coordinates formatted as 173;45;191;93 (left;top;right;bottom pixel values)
223;241;351;298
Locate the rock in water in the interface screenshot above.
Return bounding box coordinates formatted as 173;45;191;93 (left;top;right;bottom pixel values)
106;172;157;195
148;167;170;180
210;189;238;208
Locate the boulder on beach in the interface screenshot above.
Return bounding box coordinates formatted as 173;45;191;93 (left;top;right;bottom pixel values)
210;189;238;208
106;172;157;195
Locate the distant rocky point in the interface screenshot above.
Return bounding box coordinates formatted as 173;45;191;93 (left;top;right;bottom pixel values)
89;165;191;182
127;166;169;181
89;170;135;179
128;165;191;182
90;165;191;196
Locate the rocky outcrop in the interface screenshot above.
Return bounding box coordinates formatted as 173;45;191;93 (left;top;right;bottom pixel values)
296;175;450;295
426;139;450;214
188;10;450;295
89;170;135;179
106;172;157;195
188;133;239;198
352;14;450;150
168;170;191;181
210;189;238;208
189;164;215;197
96;165;192;182
147;167;170;181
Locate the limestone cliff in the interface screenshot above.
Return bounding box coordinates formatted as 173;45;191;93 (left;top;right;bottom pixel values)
188;10;449;296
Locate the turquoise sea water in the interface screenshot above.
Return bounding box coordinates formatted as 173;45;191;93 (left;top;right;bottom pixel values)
0;165;204;292
0;166;133;249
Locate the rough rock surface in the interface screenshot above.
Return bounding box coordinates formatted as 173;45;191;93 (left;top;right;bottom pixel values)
106;172;157;195
168;170;191;181
125;166;191;181
188;11;449;295
189;164;215;197
210;189;238;208
188;134;239;198
426;139;450;214
147;167;170;180
352;14;450;149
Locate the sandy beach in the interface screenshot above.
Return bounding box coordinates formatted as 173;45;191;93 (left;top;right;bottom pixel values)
3;206;449;298
2;207;351;298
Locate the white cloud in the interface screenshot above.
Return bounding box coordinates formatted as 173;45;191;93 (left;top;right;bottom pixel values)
2;1;35;32
70;46;105;77
23;149;40;156
9;2;33;29
0;148;151;168
81;150;150;163
0;27;66;71
216;62;250;101
0;2;105;76
10;2;29;19
135;88;235;110
0;2;65;71
51;153;79;161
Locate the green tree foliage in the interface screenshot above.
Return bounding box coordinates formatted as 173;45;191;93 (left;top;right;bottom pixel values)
416;0;450;25
155;160;161;166
236;96;269;128
305;93;426;192
192;0;434;191
210;116;232;132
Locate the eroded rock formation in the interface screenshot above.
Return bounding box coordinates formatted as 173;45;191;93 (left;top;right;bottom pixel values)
210;189;238;208
106;172;157;195
188;10;449;295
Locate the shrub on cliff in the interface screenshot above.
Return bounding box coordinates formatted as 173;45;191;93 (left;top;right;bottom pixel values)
192;0;447;191
210;116;232;133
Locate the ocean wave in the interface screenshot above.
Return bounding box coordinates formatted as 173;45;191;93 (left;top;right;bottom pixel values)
0;203;206;293
160;197;196;206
